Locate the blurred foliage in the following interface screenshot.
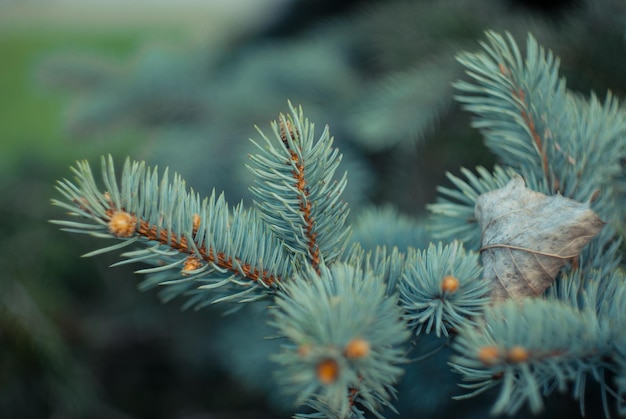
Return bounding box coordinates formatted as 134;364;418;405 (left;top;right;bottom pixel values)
2;0;625;417
0;31;142;173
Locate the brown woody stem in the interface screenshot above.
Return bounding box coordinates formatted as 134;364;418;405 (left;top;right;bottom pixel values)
105;208;278;286
499;64;554;188
289;149;320;273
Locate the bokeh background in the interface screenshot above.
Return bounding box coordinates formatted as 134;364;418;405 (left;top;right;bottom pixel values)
1;0;625;418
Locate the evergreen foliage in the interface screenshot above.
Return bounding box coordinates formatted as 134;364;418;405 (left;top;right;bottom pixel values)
428;165;518;250
52;31;626;418
271;262;409;419
248;104;351;269
399;242;488;338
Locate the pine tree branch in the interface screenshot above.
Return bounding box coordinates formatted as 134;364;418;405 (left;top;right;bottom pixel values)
399;242;489;338
510;82;550;182
450;298;619;416
442;31;626;416
112;207;278;286
454;31;626;217
454;31;563;188
288;131;321;271
52;156;292;308
248;102;351;271
271;262;409;418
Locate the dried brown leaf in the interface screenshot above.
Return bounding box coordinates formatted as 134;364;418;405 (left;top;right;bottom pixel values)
475;176;605;302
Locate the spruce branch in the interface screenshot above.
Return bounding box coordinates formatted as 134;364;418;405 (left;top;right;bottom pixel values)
248;102;351;272
399;242;489;337
440;31;625;416
270;262;409;419
52;155;292;308
455;31;626;215
454;31;566;189
450;297;619;417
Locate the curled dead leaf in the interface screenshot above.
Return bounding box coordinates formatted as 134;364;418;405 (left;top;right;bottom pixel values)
475;176;604;302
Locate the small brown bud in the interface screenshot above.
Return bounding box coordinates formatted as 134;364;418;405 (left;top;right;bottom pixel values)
478;345;500;366
344;338;370;359
441;275;460;293
182;256;202;275
108;211;136;238
316;358;340;385
506;346;529;363
279;117;298;146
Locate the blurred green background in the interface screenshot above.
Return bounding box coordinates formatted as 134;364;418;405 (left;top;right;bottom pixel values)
1;0;624;418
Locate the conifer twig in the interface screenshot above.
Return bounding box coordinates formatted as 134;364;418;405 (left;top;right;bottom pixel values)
248;102;350;270
499;63;553;186
52;155;291;308
104;207;278;286
281;118;321;271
